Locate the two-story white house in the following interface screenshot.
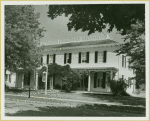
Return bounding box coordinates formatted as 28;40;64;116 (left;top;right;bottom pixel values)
40;33;136;94
5;32;137;95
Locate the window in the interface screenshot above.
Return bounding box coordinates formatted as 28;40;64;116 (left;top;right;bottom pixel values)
98;52;104;63
78;52;89;63
49;55;53;64
66;53;70;63
128;59;132;70
97;78;100;87
47;54;56;64
95;51;107;63
81;52;87;63
64;53;72;64
128;77;131;88
122;55;126;68
97;78;103;87
102;72;106;88
133;69;136;74
24;72;30;86
128;59;131;67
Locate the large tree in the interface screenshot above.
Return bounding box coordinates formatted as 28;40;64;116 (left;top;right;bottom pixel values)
117;21;145;85
5;5;45;72
47;4;145;35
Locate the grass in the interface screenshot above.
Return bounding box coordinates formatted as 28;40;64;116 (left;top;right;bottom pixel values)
5;89;146;107
5;105;145;117
82;93;146;106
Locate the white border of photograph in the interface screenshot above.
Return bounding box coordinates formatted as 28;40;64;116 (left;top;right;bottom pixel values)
1;1;149;120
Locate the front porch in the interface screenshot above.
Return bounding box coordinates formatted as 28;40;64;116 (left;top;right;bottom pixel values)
74;67;118;93
42;67;118;93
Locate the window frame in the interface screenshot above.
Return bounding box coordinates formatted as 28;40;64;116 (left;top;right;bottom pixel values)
97;51;104;63
49;55;53;64
81;52;87;63
122;55;126;68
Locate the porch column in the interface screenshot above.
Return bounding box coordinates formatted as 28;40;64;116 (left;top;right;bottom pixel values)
50;76;53;90
35;73;38;90
88;71;91;92
22;74;24;88
110;70;113;80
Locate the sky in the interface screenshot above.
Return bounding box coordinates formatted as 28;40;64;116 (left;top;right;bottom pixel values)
35;5;124;43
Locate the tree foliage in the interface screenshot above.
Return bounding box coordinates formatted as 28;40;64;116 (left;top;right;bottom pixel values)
47;4;145;35
107;78;128;96
117;21;145;85
5;5;45;72
47;5;146;85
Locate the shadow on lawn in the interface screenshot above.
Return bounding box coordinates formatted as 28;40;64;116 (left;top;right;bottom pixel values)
5;88;36;94
81;93;146;107
5;105;145;117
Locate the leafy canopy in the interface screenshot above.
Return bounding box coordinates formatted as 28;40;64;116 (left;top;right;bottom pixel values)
47;4;145;35
47;5;145;85
5;5;45;72
117;21;145;85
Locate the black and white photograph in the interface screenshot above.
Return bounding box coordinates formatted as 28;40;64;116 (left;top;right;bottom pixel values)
1;1;149;120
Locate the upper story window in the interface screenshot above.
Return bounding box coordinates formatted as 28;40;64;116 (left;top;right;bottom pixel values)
81;52;87;63
78;52;89;63
49;55;53;64
98;52;104;62
122;55;126;68
64;53;72;64
95;51;107;63
47;54;56;64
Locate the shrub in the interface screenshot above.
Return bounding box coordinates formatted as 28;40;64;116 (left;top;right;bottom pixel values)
107;78;128;96
5;84;9;91
54;84;61;90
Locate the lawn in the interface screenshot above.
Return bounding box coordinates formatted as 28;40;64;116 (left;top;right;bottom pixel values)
5;99;145;117
5;89;146;107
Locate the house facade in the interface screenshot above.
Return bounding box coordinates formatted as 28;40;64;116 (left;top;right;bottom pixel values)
5;33;137;95
40;33;136;94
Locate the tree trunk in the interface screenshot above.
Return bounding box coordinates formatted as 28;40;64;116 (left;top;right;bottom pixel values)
61;78;62;91
80;78;81;91
28;87;30;98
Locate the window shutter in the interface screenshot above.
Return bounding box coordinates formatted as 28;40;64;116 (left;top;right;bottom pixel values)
86;52;89;63
102;72;106;88
94;72;97;88
103;51;107;63
53;54;56;63
69;53;72;64
47;54;49;64
41;56;43;64
64;53;66;64
95;51;98;63
125;56;126;68
122;55;124;67
79;52;81;63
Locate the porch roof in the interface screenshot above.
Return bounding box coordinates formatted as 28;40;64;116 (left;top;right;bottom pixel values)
73;67;118;72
